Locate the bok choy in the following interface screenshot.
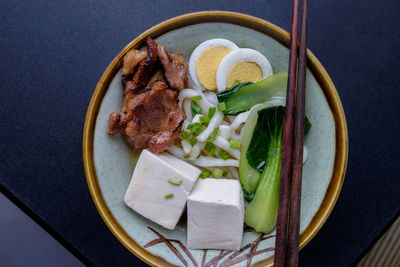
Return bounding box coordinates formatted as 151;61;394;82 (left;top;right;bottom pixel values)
241;105;311;233
243;106;285;233
217;72;288;115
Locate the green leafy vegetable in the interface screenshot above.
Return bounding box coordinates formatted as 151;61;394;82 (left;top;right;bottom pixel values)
218;102;226;112
247;114;311;173
217;82;253;107
246;107;285;172
242;106;312;233
217;72;288;115
240;102;312;194
242;186;255;202
239;104;267;194
244;106;285;233
305;116;312;135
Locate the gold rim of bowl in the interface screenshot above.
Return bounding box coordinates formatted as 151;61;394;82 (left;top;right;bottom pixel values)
82;10;348;267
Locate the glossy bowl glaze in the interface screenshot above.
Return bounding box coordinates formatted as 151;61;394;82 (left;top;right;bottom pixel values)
83;11;348;267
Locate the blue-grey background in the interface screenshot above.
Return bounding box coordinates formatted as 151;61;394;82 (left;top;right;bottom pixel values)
1;0;399;266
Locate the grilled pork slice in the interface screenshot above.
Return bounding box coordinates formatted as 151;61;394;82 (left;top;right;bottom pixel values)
157;44;188;90
108;81;184;154
124;37;159;94
125;81;184;154
107;89;150;136
108;37;186;154
121;49;148;76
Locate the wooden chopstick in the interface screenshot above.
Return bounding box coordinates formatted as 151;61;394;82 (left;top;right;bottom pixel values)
274;0;308;266
274;0;300;266
287;0;308;265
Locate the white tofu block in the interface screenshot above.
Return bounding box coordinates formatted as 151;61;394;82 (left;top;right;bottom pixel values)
187;178;244;250
124;149;201;230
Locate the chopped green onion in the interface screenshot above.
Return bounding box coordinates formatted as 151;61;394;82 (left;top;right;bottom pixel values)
184;154;190;159
199;170;211;179
168;178;183;185
207;128;220;142
198;125;206;133
187;123;206;134
181;130;190;140
212;168;224;179
213;128;220;138
165;193;174;199
218;150;230;160
192;102;202;116
187;123;201;131
229;139;241;149
218;102;226;112
189;137;197;146
208;107;216;118
191;95;202;101
200;116;210;124
204;143;216;156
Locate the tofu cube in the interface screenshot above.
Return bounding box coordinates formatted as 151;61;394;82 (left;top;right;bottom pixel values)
124;149;201;230
187;178;244;250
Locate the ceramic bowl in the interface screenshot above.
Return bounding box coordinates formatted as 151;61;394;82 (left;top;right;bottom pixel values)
83;11;348;267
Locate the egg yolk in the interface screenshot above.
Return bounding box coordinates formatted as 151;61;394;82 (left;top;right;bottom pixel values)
196;46;231;90
226;62;263;88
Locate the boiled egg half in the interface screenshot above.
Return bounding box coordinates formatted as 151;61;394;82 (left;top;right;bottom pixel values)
189;39;239;91
216;48;273;92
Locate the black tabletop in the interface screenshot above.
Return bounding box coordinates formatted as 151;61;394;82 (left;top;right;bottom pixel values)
1;1;400;266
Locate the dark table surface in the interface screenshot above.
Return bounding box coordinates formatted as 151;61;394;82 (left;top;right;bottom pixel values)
1;0;400;266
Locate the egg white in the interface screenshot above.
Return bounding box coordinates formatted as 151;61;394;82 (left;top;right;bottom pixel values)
189;39;239;90
216;48;273;92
